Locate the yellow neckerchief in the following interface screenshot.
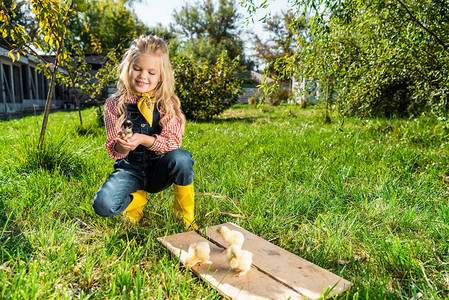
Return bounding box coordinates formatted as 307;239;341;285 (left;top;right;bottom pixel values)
135;89;157;127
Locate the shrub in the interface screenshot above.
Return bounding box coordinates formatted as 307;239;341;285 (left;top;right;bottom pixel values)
248;89;263;105
172;51;242;119
267;86;291;106
15;133;91;178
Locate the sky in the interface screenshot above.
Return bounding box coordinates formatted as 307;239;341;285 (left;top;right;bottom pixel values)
132;0;292;57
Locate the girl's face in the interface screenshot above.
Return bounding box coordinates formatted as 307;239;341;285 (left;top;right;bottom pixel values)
130;54;160;94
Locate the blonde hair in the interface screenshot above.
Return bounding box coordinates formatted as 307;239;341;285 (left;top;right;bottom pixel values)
113;35;185;132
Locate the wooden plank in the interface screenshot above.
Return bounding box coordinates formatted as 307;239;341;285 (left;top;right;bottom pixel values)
206;222;352;299
157;231;303;300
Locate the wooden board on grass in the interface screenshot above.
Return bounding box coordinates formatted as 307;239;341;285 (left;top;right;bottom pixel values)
157;231;303;300
206;222;352;299
158;223;352;299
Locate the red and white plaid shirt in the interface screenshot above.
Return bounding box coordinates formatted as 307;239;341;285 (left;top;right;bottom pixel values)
104;95;183;160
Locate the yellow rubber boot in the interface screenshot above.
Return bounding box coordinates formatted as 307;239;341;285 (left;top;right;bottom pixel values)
123;190;148;223
173;182;198;230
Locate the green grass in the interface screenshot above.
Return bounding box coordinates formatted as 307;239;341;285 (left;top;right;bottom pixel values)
1;104;448;299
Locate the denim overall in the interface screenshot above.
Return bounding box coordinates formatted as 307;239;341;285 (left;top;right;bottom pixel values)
92;103;194;217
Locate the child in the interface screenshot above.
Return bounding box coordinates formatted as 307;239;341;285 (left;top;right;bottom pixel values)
92;35;196;229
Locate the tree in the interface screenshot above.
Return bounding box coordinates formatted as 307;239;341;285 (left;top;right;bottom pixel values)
243;0;449;119
321;0;449;117
1;0;88;147
77;0;148;54
178;36;230;64
251;11;304;75
173;0;245;64
0;0;29;48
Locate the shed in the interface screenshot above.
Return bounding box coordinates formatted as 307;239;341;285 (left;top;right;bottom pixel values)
0;46;70;117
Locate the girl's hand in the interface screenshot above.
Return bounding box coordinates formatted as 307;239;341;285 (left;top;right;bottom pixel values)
115;132;140;152
115;133;155;153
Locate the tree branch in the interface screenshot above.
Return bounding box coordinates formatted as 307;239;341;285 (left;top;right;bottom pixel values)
396;0;447;52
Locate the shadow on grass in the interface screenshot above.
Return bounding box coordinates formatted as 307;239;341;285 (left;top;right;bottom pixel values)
0;104;99;121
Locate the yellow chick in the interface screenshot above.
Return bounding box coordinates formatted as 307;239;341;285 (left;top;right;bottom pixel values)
226;245;253;276
217;226;244;249
185;242;211;267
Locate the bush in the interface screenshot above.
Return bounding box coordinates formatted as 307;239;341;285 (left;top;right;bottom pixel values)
15;133;91;178
172;51;242;119
287;1;449;119
267;86;291;106
248;89;262;105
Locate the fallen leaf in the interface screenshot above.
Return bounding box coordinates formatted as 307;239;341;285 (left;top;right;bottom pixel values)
68;182;82;186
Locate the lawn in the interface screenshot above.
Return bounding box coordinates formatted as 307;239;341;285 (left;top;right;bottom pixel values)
1;103;448;299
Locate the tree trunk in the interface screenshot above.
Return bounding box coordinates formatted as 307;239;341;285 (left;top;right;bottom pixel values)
38;43;63;148
38;67;58;148
73;87;83;126
78;101;83;126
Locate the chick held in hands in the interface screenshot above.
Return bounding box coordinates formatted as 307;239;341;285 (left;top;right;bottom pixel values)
120;119;134;139
186;242;212;267
226;245;253;277
217;226;244;249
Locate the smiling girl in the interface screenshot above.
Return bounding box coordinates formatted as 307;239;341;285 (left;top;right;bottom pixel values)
92;35;196;229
